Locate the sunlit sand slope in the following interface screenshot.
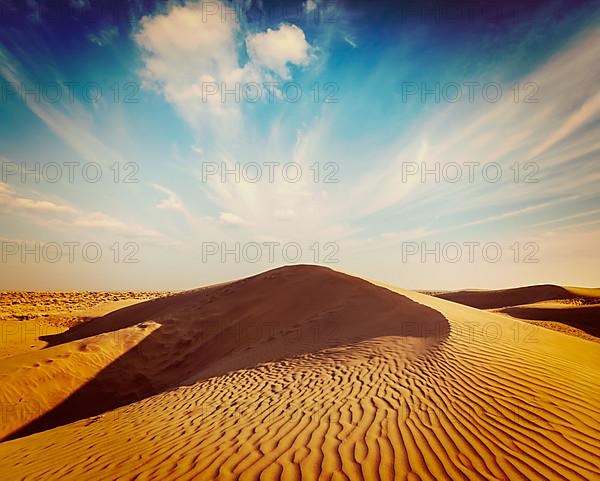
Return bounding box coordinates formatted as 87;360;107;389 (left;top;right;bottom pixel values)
0;267;598;480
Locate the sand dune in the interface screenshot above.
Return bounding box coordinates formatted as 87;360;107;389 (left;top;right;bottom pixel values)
434;284;600;309
0;266;599;480
499;304;600;341
1;266;448;440
434;285;600;341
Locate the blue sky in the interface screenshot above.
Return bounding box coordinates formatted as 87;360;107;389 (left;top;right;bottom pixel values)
1;0;599;290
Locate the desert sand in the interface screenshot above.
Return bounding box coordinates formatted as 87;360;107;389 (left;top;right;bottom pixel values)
0;291;169;360
0;266;598;480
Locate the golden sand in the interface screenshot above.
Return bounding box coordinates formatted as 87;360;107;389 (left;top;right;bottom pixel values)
0;266;598;480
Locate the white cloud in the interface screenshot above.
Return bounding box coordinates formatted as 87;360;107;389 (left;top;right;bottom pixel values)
0;183;77;215
246;24;314;79
133;2;599;265
0;182;15;195
527;90;600;161
219;211;248;227
135;0;242;127
151;183;217;235
344;27;600;224
12;198;78;215
534;208;600;228
0;181;166;242
72;212;162;239
135;1;315;130
152;184;186;212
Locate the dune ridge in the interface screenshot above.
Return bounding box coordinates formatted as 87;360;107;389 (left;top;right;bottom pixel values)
0;266;598;480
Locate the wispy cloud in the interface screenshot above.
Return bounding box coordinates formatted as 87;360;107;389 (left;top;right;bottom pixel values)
534;207;600;228
152;184;187;213
87;26;119;47
1;181;167;243
0;47;125;168
343;35;357;48
136;25;600;250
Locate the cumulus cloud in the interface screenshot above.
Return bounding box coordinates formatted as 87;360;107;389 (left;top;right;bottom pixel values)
134;0;314;129
134;0;241;125
246;24;313;79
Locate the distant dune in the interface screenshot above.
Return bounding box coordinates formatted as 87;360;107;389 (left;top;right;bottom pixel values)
434;284;600;309
434;284;600;341
0;266;598;480
500;304;600;340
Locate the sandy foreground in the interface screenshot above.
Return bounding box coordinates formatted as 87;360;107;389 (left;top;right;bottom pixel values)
0;266;598;480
